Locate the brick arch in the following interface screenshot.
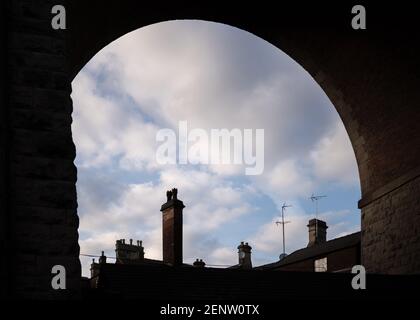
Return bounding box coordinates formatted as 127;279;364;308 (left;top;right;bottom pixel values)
2;1;420;298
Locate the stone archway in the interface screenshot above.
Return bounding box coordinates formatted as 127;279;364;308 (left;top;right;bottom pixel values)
2;1;419;298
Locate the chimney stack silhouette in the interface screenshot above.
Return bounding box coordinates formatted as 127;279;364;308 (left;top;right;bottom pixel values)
161;188;184;266
115;239;145;264
237;242;252;269
307;219;328;247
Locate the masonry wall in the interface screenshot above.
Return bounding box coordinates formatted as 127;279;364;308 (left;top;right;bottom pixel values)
362;176;420;274
4;0;80;298
1;0;10;298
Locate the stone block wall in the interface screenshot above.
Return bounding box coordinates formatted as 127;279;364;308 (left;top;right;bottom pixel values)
4;0;80;298
362;176;420;274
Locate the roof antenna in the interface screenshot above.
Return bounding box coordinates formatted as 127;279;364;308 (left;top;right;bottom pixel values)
275;202;292;259
309;193;327;238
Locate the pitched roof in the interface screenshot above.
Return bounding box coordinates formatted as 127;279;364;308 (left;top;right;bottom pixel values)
116;257;165;265
255;231;361;270
87;262;420;300
115;257;195;268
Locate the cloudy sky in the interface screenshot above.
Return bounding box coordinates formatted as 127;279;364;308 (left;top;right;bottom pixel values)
71;20;361;277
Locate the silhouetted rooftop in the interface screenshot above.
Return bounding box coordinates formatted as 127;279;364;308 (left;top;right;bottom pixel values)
255;232;360;270
88;262;419;300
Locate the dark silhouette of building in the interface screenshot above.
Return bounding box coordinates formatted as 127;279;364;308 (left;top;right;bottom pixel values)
307;219;327;247
115;239;144;264
256;219;360;272
228;242;253;270
86;189;368;299
90;189;192;281
83;189;419;300
161;188;184;266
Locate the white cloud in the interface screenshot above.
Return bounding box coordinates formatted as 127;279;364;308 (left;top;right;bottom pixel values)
77;166;258;276
72;20;361;276
73;20;338;173
72;71;162;171
260;159;314;203
209;247;237;266
250;214;309;254
250;209;359;262
310;121;359;186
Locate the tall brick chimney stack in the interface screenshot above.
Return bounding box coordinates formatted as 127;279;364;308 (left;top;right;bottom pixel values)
307;219;328;247
238;242;252;269
161;188;185;266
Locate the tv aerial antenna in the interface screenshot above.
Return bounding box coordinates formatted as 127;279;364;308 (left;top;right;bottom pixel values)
309;194;327;220
275;202;292;257
309;194;327;238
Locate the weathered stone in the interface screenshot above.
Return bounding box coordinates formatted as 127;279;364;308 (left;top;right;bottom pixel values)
362;176;420;274
11;128;76;159
12;155;76;181
11;177;77;209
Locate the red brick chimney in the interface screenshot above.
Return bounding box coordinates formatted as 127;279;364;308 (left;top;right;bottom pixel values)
160;188;184;266
307;219;328;247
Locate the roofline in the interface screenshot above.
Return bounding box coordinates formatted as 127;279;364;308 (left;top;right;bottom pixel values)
255;231;361;270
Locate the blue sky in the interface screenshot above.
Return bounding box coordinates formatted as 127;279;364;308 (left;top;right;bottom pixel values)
71;20;360;276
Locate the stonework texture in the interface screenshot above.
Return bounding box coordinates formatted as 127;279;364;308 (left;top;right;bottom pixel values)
4;0;80;298
362;176;420;274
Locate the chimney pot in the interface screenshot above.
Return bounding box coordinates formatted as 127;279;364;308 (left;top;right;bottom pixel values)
193;258;206;268
115;238;144;263
99;251;107;264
